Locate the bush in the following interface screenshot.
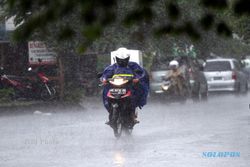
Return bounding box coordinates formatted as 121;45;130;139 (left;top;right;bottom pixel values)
0;88;14;103
63;86;85;104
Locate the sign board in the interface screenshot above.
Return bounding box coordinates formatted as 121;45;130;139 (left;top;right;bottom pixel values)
5;16;15;31
111;49;143;67
28;41;57;65
5;16;23;31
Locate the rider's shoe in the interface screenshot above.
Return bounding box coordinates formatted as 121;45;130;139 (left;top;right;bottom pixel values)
133;108;139;124
105;120;116;128
105;111;112;125
133;119;140;124
105;121;111;125
132;115;140;124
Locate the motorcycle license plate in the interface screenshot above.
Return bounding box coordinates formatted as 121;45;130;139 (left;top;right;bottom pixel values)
110;88;126;95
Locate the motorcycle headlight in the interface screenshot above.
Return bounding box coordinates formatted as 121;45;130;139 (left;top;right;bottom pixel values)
161;85;169;90
110;78;128;86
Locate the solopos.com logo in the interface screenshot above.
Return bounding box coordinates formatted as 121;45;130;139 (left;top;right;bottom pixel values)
202;152;240;158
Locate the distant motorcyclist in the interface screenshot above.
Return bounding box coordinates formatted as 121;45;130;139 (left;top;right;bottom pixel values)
165;60;186;96
100;48;149;125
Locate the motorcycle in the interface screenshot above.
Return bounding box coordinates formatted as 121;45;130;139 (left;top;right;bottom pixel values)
161;77;189;103
0;67;56;100
105;75;136;138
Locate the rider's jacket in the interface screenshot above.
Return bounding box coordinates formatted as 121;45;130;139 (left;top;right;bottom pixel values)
101;62;145;81
166;68;183;80
165;68;186;95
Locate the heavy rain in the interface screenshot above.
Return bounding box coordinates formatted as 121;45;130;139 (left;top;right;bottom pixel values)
0;0;250;167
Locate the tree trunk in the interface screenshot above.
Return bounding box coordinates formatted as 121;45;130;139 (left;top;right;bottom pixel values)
58;56;65;101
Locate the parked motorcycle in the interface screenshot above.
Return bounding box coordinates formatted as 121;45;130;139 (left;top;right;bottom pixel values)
0;67;56;100
105;75;136;138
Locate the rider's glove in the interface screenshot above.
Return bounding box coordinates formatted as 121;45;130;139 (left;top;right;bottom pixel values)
133;78;139;83
102;79;107;85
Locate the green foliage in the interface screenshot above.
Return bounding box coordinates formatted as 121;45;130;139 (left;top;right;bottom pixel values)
0;88;14;103
2;0;250;46
1;1;250;69
62;86;85;104
143;52;155;72
97;54;110;72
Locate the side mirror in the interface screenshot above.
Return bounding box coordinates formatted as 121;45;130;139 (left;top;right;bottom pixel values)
240;62;246;68
97;72;103;78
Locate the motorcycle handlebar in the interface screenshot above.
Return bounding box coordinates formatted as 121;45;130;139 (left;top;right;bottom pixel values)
99;77;136;87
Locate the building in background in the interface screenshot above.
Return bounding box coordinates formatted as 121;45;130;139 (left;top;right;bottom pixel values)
0;16;28;75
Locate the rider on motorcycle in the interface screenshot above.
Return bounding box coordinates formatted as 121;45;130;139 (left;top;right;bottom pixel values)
100;48;149;125
165;60;186;96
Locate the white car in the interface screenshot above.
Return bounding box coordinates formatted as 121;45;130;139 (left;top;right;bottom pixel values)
204;58;248;93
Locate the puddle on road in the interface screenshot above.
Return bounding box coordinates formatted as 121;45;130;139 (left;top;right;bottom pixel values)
113;151;125;167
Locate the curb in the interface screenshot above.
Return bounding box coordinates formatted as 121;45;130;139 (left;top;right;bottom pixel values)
0;101;84;112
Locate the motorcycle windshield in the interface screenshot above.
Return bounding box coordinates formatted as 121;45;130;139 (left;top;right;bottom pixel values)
112;73;134;79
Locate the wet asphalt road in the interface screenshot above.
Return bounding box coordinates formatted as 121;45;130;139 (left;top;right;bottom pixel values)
0;94;249;167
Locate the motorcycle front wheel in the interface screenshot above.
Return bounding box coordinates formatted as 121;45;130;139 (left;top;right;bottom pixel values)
40;85;56;101
111;106;123;138
114;119;122;138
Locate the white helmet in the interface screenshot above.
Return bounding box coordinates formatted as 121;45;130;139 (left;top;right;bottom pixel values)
115;47;130;67
169;60;179;69
116;47;130;59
